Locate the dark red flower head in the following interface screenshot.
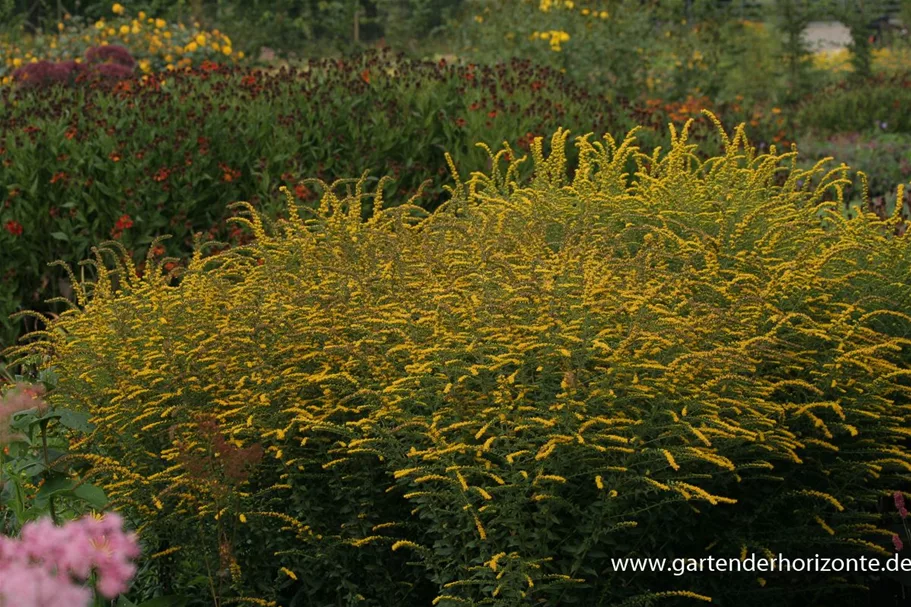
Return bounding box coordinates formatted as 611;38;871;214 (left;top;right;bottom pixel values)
84;45;136;68
4;220;23;237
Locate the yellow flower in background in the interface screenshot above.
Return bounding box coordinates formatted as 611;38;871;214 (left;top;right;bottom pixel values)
475;14;484;22
119;24;130;35
222;46;232;56
186;41;198;52
581;8;590;14
95;19;105;30
212;42;221;52
195;33;206;45
107;27;115;36
600;10;609;18
57;22;65;31
155;18;166;28
139;59;151;73
236;51;244;59
112;3;124;15
564;0;574;7
138;11;146;20
12;58;22;68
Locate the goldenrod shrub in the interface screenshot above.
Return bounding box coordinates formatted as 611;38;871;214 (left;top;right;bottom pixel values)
17;117;911;606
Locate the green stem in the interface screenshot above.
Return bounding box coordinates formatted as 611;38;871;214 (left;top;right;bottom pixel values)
40;419;57;525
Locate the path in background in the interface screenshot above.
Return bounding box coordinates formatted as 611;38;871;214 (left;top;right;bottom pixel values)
804;21;852;53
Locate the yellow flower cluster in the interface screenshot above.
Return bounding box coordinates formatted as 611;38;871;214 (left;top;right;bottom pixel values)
539;0;606;16
811;46;911;74
1;3;244;81
531;29;571;51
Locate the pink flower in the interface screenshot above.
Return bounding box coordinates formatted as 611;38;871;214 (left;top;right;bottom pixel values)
895;491;907;519
1;383;48;444
894;534;904;552
0;513;140;606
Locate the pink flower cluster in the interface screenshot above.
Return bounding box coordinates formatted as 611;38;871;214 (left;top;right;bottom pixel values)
0;382;47;444
895;491;908;519
0;513;141;607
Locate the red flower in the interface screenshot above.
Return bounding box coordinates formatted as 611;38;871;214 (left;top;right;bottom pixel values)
49;171;68;184
4;220;23;236
294;183;313;200
109;152;121;163
454;117;466;128
487;110;497;119
469;102;481;111
64;127;78;140
152;167;170;182
219;162;241;183
894;534;904;552
360;69;370;84
115;214;133;230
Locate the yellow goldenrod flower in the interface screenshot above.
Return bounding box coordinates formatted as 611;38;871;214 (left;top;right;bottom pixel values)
112;3;124;15
280;567;297;580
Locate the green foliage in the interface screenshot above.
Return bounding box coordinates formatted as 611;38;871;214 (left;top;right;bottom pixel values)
796;75;911;134
774;0;818;102
0;367;108;535
798;131;911;215
0;50;638;347
15;121;911;606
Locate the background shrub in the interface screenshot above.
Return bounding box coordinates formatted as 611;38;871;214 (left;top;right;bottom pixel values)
0;47;794;347
14;122;911;606
796;75;911;135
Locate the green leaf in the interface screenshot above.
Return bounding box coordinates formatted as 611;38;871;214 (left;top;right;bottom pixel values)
50;232;70;242
57;408;93;433
34;473;75;508
72;482;108;508
136;597;189;607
